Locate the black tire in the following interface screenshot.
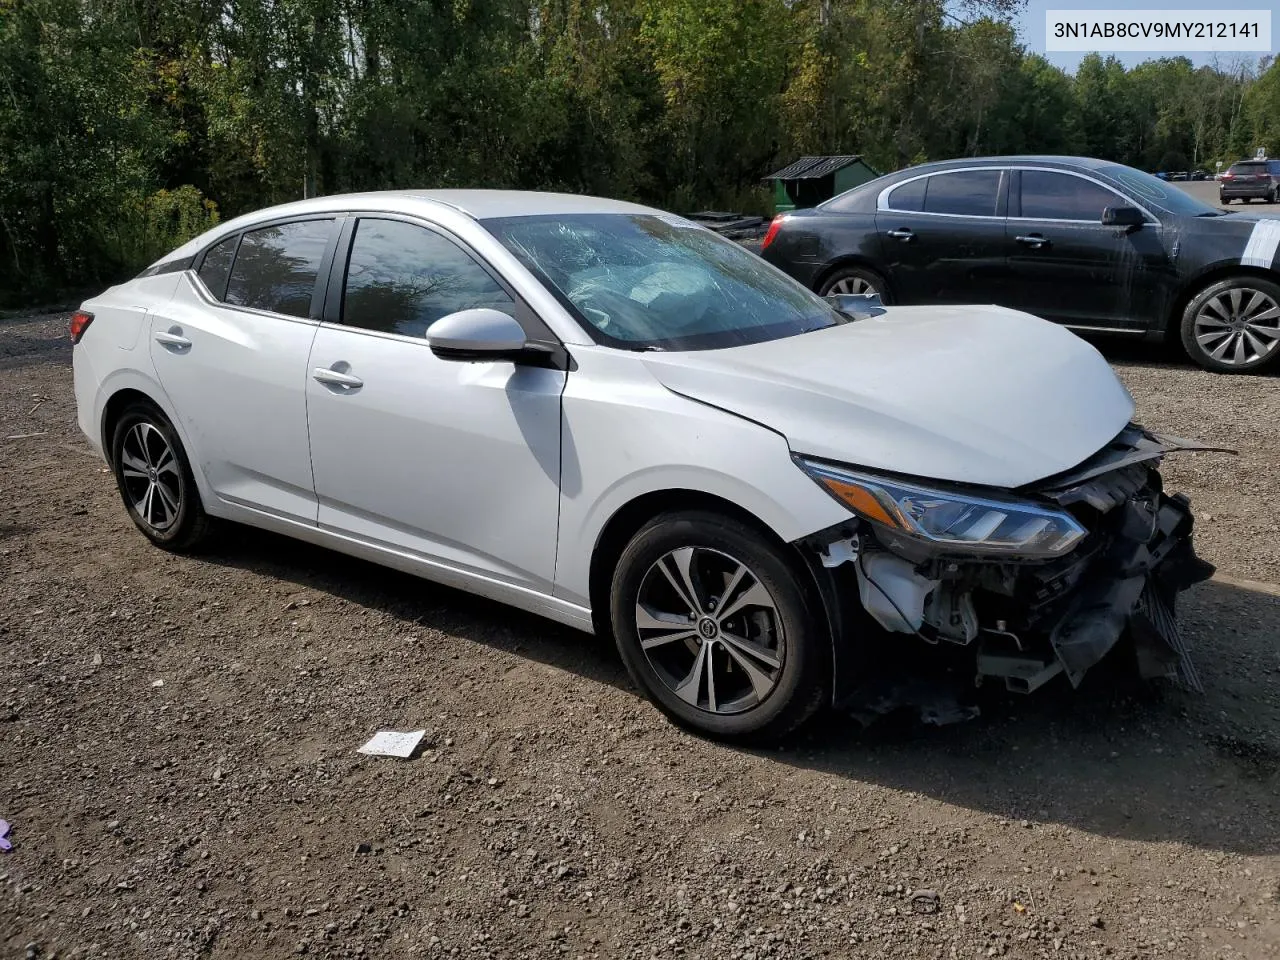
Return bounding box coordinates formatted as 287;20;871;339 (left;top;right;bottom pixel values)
817;265;889;303
609;510;830;743
109;401;213;552
1221;196;1231;205
1179;275;1280;373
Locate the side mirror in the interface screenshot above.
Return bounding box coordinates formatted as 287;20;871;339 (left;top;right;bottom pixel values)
826;292;886;319
1101;206;1144;229
426;308;531;363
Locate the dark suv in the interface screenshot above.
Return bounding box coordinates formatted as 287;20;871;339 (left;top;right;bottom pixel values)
1219;160;1280;203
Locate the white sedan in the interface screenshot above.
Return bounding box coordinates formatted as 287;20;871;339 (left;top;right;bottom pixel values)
72;190;1213;741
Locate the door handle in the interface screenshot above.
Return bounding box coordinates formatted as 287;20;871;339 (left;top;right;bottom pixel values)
153;330;192;348
312;366;364;389
1015;234;1049;249
886;228;915;241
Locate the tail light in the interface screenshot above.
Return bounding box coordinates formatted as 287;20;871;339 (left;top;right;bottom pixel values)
69;310;94;344
760;215;785;251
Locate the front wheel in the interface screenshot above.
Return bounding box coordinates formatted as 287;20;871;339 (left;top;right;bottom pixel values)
609;511;829;743
1180;276;1280;373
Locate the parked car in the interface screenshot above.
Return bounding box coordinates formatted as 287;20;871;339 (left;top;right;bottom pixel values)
1219;159;1280;204
760;155;1280;372
72;190;1213;741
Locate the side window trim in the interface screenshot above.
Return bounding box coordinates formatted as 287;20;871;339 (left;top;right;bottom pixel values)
322;213;562;348
877;166;1009;219
1009;167;1158;224
190;215;339;320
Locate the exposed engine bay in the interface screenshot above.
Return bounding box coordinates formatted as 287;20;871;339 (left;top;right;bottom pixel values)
803;424;1222;707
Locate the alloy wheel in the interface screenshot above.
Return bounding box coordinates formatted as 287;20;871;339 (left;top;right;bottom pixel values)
1193;287;1280;367
828;275;878;297
119;421;182;531
634;547;786;715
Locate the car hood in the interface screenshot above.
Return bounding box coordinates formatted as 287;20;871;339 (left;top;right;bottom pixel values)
641;304;1135;489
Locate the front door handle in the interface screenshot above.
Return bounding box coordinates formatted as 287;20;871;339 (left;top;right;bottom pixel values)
886;228;915;241
154;330;192;349
312;366;364;390
1015;234;1049;249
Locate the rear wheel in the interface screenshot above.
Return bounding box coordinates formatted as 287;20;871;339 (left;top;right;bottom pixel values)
818;265;888;302
609;511;829;743
110;402;213;551
1180;276;1280;373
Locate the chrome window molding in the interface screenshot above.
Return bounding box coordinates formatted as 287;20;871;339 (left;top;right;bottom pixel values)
876;165;1159;225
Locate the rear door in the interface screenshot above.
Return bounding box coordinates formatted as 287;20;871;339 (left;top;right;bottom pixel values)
873;168;1008;304
1002;168;1169;331
148;218;336;522
303;215;564;593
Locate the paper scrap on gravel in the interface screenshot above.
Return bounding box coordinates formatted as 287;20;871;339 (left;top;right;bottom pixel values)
0;819;12;852
357;730;425;759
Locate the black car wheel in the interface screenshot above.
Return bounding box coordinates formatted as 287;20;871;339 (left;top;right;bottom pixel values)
817;265;888;302
110;401;213;551
609;510;830;743
1180;276;1280;373
1221;196;1231;205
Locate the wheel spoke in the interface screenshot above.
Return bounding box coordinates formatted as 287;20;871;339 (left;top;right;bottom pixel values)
154;485;175;526
704;644;718;712
1245;320;1280;342
719;635;777;701
673;641;710;707
711;562;747;617
155;480;179;516
1196;330;1231;349
140;483;156;524
715;578;776;625
1204;295;1232;322
1194;315;1231;330
1244;305;1280;324
1228;287;1243;316
1243;329;1270;359
1208;332;1236;360
659;547;705;618
1232;332;1247;365
154;446;178;477
719;629;782;671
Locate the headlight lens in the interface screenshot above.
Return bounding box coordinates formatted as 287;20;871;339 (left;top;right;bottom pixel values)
799;459;1087;558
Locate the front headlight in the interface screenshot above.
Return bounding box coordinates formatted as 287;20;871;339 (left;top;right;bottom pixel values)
798;458;1087;558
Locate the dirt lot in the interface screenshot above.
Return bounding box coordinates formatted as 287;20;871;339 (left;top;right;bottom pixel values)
2;313;1278;960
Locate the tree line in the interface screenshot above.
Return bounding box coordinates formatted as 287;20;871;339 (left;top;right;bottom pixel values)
3;0;1280;307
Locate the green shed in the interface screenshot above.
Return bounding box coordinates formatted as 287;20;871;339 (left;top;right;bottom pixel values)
765;155;881;212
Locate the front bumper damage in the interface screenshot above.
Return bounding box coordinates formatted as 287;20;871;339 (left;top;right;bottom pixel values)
807;425;1222;708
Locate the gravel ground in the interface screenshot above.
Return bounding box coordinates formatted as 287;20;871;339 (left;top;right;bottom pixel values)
2;313;1278;960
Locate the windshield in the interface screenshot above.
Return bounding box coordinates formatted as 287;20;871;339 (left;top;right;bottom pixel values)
1096;164;1221;217
1228;162;1266;174
481;213;846;350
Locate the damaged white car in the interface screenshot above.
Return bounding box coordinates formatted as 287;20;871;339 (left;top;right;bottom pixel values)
71;190;1215;742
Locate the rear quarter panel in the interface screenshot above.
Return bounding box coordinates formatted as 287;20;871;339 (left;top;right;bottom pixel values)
761;211;886;292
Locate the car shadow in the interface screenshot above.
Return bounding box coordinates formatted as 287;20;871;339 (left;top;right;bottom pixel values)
196;524;1280;856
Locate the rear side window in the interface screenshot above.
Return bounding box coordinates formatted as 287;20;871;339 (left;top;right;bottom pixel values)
921;171;1001;216
1230;163;1266;176
885;178;926;211
225;219;334;318
1019;171;1118;222
340;218;514;339
197;234;238;299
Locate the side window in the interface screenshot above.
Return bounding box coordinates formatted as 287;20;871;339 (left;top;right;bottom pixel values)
225;219;334;318
922;171;1002;216
1020;171;1118;222
197;234;238;300
886;178;926;212
340;219;514;339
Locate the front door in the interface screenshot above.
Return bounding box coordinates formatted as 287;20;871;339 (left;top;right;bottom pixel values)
148;218;335;523
1003;169;1171;330
304;216;564;593
874;168;1008;304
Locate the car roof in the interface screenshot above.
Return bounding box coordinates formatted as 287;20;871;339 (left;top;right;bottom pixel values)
899;155;1113;173
157;189;660;266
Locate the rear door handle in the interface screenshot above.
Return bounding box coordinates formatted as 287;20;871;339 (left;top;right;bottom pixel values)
153;330;192;348
312;366;364;390
886;228;915;241
1015;234;1049;249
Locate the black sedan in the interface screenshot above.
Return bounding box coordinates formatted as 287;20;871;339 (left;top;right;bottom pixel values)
760;156;1280;373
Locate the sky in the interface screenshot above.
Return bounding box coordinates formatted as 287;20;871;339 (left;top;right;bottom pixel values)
1013;0;1279;72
